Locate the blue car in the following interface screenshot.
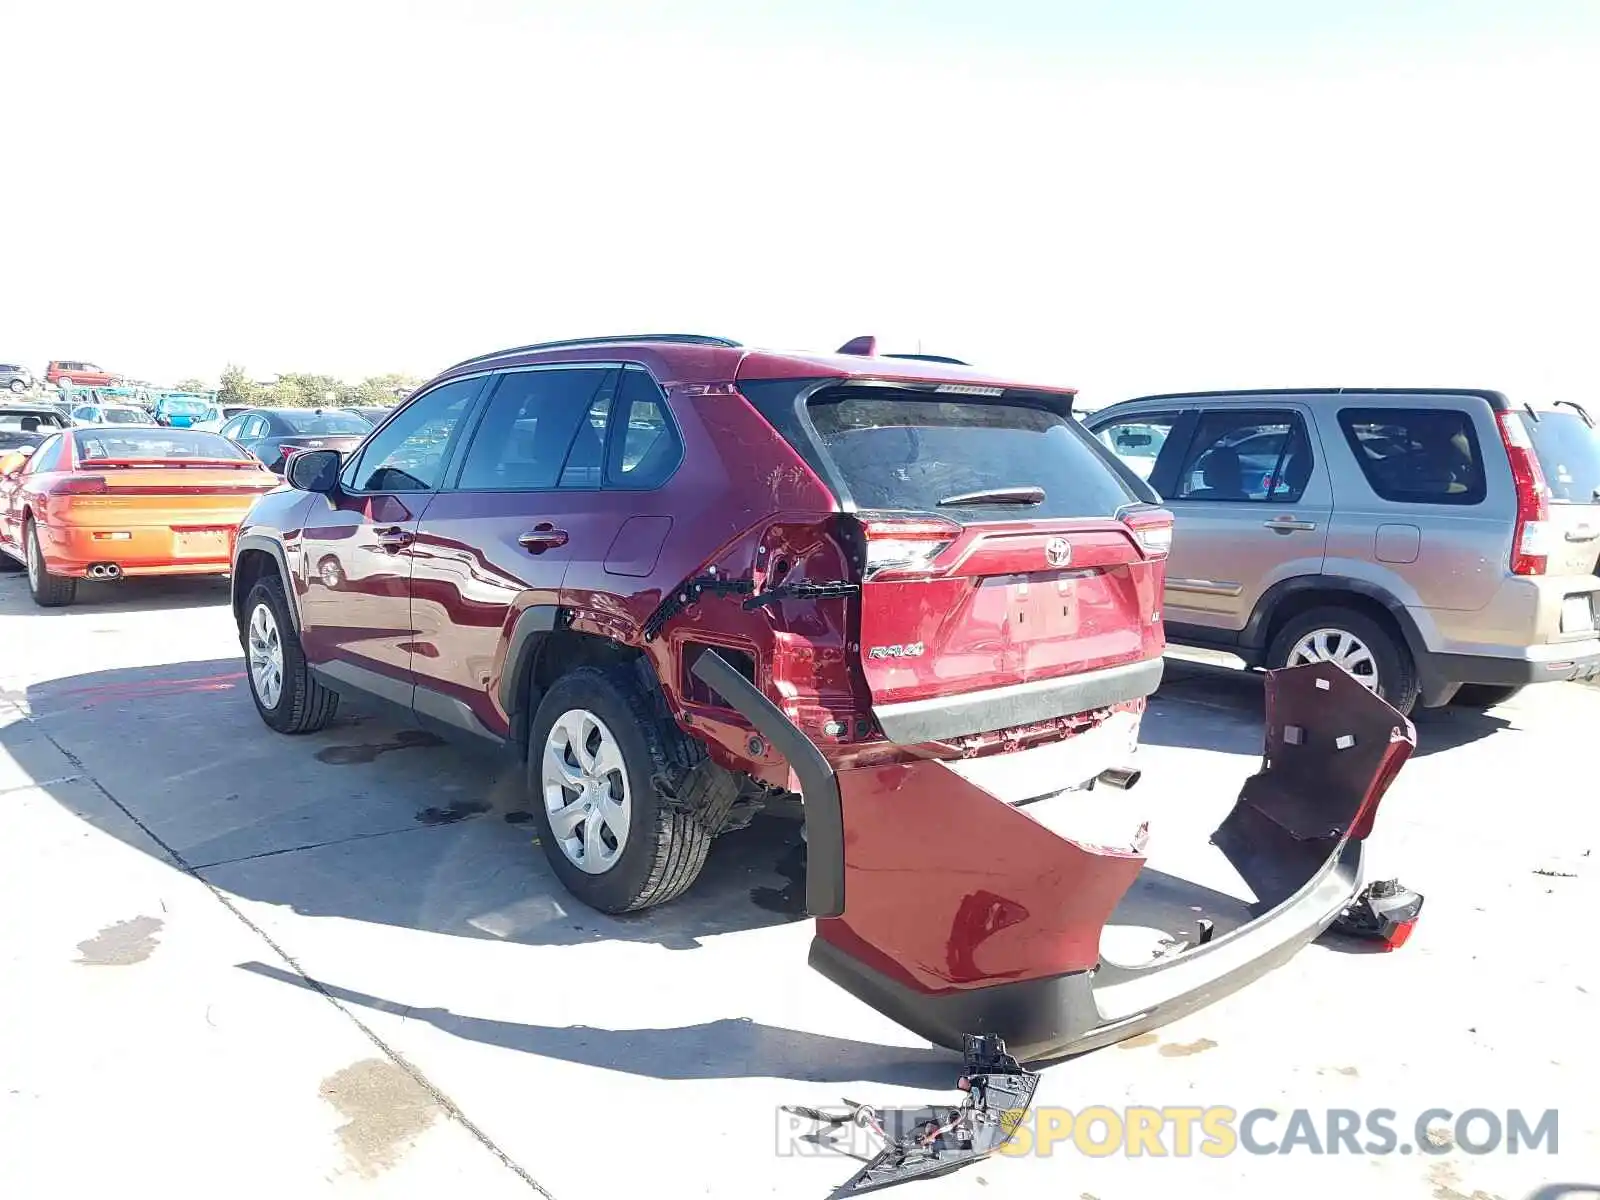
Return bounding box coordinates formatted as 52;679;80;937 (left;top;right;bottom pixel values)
153;393;215;428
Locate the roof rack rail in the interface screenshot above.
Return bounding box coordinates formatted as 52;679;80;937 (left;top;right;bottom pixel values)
884;353;969;366
450;334;742;370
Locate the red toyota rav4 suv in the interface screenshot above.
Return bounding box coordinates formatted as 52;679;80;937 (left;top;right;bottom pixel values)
232;334;1171;916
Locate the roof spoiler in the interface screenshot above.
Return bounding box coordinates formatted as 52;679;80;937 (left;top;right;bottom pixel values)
836;336;970;366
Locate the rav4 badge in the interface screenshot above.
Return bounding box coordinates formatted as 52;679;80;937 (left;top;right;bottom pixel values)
868;643;925;660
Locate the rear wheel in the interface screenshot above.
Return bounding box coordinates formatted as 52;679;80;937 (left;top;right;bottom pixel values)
527;664;726;914
1450;683;1523;711
242;575;339;733
7;379;25;394
1268;606;1419;715
25;520;76;607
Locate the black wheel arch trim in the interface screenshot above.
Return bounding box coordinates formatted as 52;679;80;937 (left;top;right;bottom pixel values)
1240;574;1448;705
499;603;563;721
1241;575;1427;658
689;649;845;919
232;534;301;634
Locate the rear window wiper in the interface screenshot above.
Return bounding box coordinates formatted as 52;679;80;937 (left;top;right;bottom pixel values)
936;486;1045;507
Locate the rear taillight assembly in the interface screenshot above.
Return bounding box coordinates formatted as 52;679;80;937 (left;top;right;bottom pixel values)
1123;507;1174;559
54;475;108;495
854;515;960;579
1496;411;1553;576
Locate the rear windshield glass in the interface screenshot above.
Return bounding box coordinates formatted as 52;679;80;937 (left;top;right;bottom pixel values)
744;382;1140;519
281;410;371;435
1525;405;1600;504
105;407;148;423
73;429;250;460
0;410;66;432
161;397;210;414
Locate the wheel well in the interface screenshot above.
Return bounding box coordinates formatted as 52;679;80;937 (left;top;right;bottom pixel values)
1264;588;1411;663
511;629;647;754
231;548;276;630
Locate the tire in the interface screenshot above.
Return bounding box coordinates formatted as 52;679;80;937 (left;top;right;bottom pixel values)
1450;683;1523;711
242;574;339;733
7;379;24;394
24;519;76;607
1267;605;1419;716
527;663;727;914
56;378;73;391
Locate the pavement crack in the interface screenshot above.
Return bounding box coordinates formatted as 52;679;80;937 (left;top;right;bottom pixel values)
19;716;558;1200
188;823;434;872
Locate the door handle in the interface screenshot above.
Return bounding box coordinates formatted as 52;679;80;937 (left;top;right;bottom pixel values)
518;524;569;553
1263;516;1318;533
374;525;414;551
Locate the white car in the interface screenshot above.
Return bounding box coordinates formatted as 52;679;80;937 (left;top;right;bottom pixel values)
191;404;253;433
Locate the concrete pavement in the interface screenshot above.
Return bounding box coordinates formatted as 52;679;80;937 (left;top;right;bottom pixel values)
1;569;1595;1200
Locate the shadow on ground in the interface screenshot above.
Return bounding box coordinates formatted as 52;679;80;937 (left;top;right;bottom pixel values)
1149;658;1509;758
239;960;955;1086
0;570;233;616
6;658;808;952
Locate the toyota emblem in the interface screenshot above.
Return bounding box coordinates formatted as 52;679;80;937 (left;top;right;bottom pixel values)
1045;537;1071;567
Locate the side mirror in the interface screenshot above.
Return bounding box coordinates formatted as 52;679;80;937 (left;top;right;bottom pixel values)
286;448;342;494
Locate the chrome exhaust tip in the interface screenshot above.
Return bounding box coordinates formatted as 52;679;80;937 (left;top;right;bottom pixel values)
87;563;122;580
1097;766;1142;791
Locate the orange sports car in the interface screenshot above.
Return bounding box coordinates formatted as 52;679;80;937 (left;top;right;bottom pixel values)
0;425;282;607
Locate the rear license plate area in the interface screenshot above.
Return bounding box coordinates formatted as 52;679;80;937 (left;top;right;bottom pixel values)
999;570;1088;640
1560;594;1596;634
174;528;230;557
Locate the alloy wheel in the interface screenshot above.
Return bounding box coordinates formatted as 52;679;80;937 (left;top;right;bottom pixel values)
541;707;632;875
247;602;285;709
1286;626;1380;692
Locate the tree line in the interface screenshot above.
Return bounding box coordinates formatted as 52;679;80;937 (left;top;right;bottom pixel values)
173;366;424;409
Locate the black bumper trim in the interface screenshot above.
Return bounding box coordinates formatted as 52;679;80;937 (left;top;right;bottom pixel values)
1425;646;1600;687
689;650;845;917
871;656;1165;745
811;838;1366;1064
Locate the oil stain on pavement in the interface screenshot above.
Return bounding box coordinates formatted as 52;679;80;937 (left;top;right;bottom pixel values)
1157;1037;1218;1058
315;729;444;766
415;799;491;826
75;916;163;966
318;1058;440;1178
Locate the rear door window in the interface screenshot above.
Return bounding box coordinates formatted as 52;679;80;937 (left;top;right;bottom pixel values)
745;383;1139;519
1524;404;1600;504
1173;411;1313;502
1338;408;1486;505
453;367;616;490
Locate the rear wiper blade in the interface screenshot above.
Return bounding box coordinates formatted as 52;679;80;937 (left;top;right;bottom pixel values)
936;486;1044;507
1552;399;1596;428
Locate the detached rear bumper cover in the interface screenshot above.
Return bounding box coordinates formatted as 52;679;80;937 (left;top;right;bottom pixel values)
690;654;1415;1063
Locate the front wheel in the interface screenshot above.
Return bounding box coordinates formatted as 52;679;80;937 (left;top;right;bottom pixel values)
1268;606;1419;715
242;576;339;733
527;664;722;914
7;379;25;394
25;520;76;607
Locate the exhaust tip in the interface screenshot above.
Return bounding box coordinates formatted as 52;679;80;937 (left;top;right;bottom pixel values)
87;562;123;580
1097;766;1142;791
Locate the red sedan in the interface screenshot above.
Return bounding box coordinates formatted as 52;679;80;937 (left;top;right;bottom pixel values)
0;425;281;607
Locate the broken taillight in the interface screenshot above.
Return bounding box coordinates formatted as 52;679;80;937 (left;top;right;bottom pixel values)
854;515;960;580
1122;506;1174;559
1496;411;1553;576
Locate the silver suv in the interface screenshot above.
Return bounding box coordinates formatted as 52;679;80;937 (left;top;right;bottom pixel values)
1086;388;1600;713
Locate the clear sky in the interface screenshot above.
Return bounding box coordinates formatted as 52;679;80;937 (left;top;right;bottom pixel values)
2;0;1598;407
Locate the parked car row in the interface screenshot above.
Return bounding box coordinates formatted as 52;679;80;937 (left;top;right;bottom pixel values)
1083;390;1600;712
